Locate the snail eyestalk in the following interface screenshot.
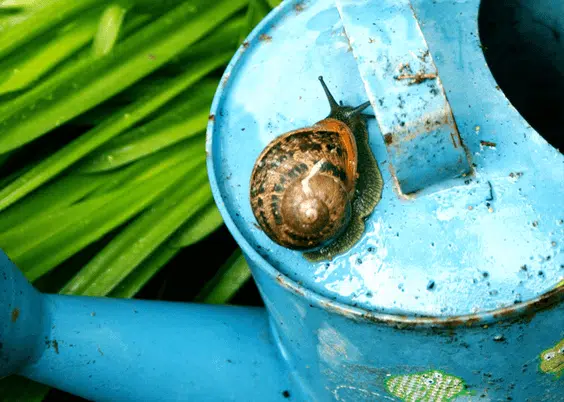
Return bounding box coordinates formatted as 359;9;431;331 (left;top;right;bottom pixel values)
346;101;372;118
318;75;340;113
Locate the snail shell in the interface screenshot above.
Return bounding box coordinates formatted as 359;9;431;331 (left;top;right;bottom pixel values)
250;76;378;252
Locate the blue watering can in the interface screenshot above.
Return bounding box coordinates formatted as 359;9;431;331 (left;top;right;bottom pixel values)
2;0;563;401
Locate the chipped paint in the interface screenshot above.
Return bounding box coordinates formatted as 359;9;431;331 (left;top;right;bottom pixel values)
317;323;361;366
10;308;19;323
336;0;472;195
203;0;564;400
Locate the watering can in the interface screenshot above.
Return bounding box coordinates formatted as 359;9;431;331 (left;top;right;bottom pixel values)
1;0;563;400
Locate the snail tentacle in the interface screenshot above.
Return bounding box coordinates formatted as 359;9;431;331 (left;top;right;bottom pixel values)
318;75;340;113
345;101;372;118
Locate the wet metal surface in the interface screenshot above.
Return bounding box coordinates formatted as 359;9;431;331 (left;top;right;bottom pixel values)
207;0;563;317
205;0;564;399
336;0;472;196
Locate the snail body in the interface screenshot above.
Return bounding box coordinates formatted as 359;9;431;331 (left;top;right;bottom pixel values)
250;76;383;261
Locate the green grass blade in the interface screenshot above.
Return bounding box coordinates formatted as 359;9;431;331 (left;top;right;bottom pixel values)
89;135;204;196
239;0;271;43
0;0;42;8
82;115;207;172
80;125;206;173
0;51;232;212
0;0;247;153
62;165;211;296
109;241;180;298
0;165;177;260
12;159;202;281
170;201;224;248
162;16;244;75
0;0;103;59
0;157;40;188
0;8;101;95
0;140;193;233
264;0;282;8
195;249;252;304
92;1;130;58
78;80;215;172
0;174;103;233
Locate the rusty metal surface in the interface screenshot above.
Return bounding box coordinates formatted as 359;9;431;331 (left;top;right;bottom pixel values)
336;0;472;196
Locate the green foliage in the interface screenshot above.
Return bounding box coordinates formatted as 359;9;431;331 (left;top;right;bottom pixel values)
0;0;274;399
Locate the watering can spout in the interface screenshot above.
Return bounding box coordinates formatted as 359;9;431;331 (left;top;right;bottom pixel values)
0;251;294;402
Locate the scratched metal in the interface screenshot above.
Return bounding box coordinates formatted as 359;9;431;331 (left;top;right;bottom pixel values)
205;0;564;399
336;0;472;196
207;0;563;317
0;252;294;402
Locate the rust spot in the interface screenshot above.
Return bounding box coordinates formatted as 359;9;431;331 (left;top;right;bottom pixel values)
259;34;272;42
52;340;59;354
418;49;430;62
398;63;412;73
509;171;523;179
242;41;250;49
208;114;215;121
368;38;375;43
148;54;156;60
11;307;19;322
395;72;437;85
295;2;305;12
275;274;305;297
314;279;563;329
384;133;394;145
221;72;231;88
450;132;459;148
480;140;497;148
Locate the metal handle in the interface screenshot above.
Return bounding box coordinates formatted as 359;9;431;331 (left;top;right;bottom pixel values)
336;0;472;196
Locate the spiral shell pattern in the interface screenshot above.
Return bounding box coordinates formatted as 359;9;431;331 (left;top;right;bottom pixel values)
250;118;358;249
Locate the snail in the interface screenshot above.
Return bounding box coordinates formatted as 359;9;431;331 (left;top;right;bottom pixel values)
249;76;383;262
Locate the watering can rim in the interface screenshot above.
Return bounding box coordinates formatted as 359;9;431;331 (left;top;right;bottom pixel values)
205;0;564;328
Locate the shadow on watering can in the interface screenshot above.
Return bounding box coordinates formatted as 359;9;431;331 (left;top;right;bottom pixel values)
2;0;564;401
